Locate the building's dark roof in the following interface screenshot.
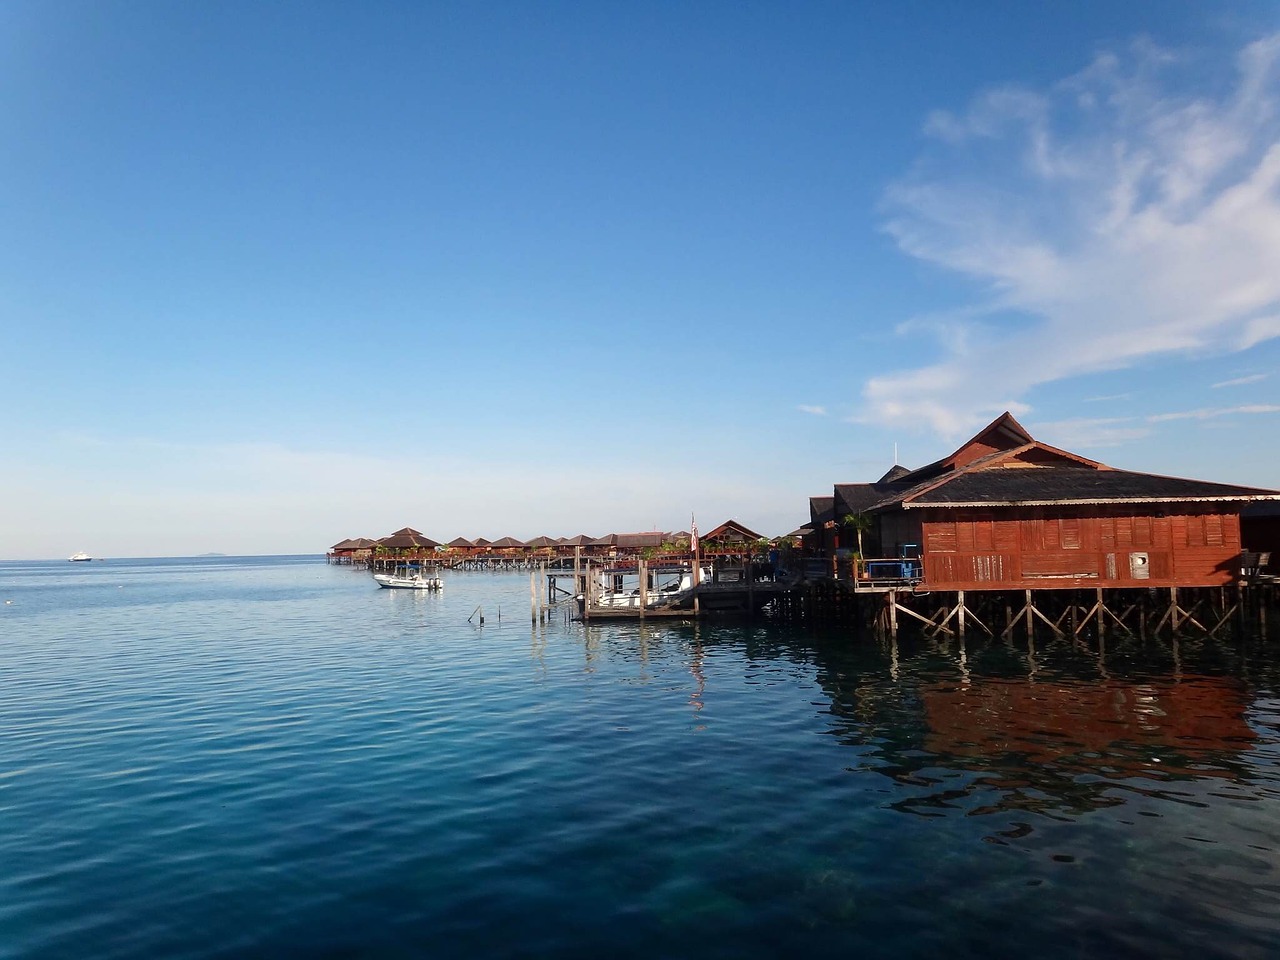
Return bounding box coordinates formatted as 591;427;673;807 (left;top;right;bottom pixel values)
378;527;441;549
562;534;593;546
891;467;1279;508
489;536;526;548
809;496;834;525
615;532;666;549
447;537;475;548
525;536;556;548
835;482;910;516
702;520;766;542
590;534;617;546
820;410;1278;519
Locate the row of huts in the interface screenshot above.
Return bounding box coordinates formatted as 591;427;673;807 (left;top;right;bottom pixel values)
330;411;1278;595
329;520;772;563
797;411;1279;593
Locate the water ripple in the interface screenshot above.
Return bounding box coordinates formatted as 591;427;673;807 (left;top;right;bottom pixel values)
0;558;1278;958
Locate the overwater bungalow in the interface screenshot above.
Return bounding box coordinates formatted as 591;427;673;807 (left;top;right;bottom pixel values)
488;536;526;555
699;520;768;555
328;537;378;563
446;537;478;556
525;536;557;557
826;412;1280;591
377;527;442;557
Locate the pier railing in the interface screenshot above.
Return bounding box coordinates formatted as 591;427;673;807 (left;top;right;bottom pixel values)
850;556;924;590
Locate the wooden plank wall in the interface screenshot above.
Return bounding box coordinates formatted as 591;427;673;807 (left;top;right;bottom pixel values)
918;507;1242;590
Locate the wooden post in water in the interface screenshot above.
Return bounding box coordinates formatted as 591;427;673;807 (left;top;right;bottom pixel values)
638;558;648;619
957;590;966;640
692;536;701;618
530;568;537;624
1025;589;1034;638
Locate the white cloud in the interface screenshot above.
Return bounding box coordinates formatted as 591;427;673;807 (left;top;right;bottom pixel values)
1146;404;1280;422
1030;417;1150;449
866;34;1280;436
797;404;828;416
1212;373;1269;388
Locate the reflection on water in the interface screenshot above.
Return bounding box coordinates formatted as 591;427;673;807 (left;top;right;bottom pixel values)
1;559;1278;959
814;633;1278;824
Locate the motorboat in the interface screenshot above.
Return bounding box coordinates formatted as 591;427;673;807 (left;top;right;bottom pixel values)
68;551;92;562
593;567;711;609
373;565;442;590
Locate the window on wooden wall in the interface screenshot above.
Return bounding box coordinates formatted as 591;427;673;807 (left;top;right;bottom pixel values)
929;522;957;552
993;520;1018;550
1044;519;1061;550
1205;515;1224;547
974;518;995;551
1061;518;1081;549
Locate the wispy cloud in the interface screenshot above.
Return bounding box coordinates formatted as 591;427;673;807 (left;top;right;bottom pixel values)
865;34;1280;436
1084;393;1132;403
797;404;828;416
1212;373;1269;388
1030;417;1150;449
1146;404;1280;422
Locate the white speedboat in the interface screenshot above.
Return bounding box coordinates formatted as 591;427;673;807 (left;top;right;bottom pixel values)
594;567;710;609
373;569;443;590
68;551;92;562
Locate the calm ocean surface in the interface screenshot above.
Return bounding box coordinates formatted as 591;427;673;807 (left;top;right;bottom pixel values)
1;555;1278;959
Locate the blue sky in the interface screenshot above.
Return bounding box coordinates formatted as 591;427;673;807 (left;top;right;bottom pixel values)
3;1;1279;558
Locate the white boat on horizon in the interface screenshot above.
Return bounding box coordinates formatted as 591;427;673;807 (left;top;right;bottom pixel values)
68;551;92;562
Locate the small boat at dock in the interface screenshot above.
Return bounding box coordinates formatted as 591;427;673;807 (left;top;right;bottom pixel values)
593;566;711;609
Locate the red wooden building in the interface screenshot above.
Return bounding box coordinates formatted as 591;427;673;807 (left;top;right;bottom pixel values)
839;412;1279;592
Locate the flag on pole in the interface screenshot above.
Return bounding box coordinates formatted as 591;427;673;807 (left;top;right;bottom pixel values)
690;515;699;555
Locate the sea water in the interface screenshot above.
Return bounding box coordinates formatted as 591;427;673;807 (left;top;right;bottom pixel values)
0;556;1278;959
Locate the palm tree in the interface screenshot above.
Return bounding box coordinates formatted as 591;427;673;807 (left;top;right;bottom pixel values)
841;513;873;558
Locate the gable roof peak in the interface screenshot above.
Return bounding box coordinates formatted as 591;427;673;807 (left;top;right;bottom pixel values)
878;464;911;483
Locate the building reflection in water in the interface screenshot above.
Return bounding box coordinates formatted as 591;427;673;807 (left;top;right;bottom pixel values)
812;641;1260;822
